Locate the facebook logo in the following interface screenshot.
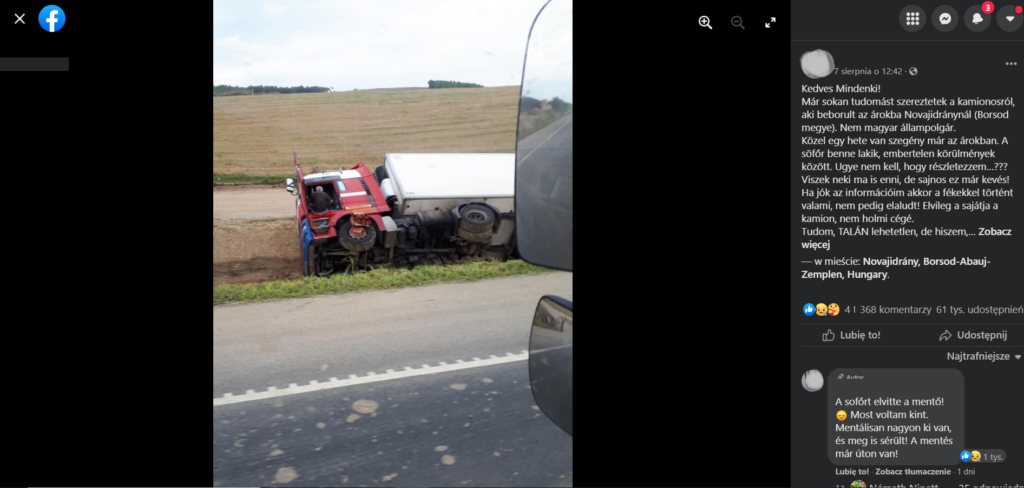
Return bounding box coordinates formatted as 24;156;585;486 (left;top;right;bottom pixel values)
38;5;65;32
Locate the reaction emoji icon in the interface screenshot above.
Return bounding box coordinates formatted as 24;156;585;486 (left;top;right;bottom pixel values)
804;303;815;316
837;410;848;421
961;450;972;461
971;450;981;462
816;303;828;316
828;303;840;316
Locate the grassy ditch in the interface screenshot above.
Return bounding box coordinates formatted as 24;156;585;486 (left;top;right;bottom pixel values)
213;174;292;185
214;259;555;305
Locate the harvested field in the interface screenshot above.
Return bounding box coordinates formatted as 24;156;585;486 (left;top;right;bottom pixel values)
213;86;520;176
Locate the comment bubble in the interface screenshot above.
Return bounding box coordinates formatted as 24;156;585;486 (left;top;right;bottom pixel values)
828;368;964;465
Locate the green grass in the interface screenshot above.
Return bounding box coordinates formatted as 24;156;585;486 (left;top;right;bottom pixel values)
214;260;556;305
213;174;293;185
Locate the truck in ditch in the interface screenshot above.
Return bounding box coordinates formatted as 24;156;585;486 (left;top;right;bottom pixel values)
287;152;517;276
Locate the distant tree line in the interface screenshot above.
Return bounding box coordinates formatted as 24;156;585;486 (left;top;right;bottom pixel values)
519;96;572;113
427;80;484;89
214;85;331;97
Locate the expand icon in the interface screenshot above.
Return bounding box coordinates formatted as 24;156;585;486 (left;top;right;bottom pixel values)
38;5;65;32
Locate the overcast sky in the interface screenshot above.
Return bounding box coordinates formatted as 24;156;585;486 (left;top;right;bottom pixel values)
214;0;558;93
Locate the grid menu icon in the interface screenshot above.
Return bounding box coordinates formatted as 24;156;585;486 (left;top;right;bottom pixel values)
906;11;920;25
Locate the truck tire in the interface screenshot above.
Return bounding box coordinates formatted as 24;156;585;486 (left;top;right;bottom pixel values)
374;165;389;185
458;204;496;234
458;227;493;243
339;221;377;252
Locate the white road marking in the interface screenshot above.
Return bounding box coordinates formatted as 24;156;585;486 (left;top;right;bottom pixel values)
213;352;529;407
517;114;573;166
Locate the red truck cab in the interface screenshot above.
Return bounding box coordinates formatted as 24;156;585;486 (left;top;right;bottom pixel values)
290;153;390;276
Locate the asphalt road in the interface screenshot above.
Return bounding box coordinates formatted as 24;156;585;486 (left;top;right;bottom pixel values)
214;274;573;487
515;112;572;271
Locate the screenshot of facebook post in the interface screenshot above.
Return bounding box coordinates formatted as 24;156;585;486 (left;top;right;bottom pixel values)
789;1;1022;487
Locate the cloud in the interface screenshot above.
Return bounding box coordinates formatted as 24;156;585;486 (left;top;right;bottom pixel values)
264;1;288;15
213;35;242;47
213;0;550;89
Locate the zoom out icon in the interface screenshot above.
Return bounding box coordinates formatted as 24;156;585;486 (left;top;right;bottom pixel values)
38;5;65;32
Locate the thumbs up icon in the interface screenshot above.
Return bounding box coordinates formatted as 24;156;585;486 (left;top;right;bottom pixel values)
823;329;835;342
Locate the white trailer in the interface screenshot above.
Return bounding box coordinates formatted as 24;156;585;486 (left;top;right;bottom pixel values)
382;153;515;215
378;153;516;247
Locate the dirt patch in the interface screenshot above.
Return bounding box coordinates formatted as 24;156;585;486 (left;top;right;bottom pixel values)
214;219;301;284
213;186;296;220
214;258;302;284
213;187;305;284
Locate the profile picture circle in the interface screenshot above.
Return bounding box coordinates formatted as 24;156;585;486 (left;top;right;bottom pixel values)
801;369;824;392
800;49;834;79
851;480;867;488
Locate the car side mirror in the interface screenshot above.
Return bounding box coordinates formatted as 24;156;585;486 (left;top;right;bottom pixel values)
528;295;572;436
286;178;295;194
514;0;572;272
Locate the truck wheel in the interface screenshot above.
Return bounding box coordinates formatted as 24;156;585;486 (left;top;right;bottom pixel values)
374;165;389;185
458;204;496;233
339;220;377;252
458;227;493;243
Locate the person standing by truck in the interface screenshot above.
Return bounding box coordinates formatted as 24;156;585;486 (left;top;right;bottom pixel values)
309;185;333;213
